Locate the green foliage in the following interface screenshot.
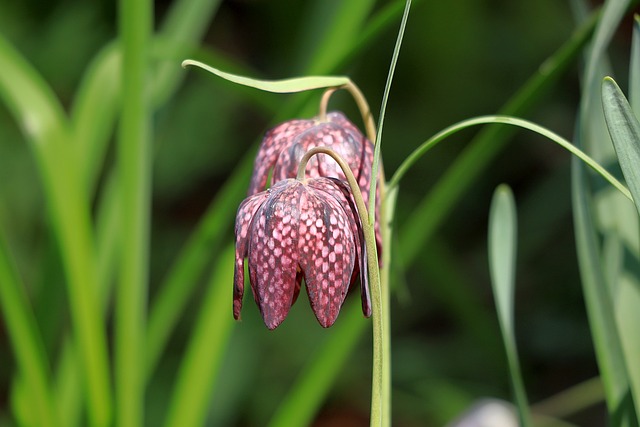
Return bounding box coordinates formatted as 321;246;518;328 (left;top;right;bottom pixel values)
488;185;531;427
1;0;640;426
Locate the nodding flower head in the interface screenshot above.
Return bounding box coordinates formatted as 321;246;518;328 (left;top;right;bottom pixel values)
248;111;383;258
234;177;371;329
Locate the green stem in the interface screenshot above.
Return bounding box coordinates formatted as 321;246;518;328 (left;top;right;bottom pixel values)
380;185;397;426
343;81;377;143
368;0;411;227
267;301;367;427
317;81;377;143
388;115;631;201
163;247;235;427
319;87;339;122
296;147;384;426
116;0;153;425
532;376;604;419
395;9;599;267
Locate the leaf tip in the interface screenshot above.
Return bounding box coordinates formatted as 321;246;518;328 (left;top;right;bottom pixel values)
181;59;196;69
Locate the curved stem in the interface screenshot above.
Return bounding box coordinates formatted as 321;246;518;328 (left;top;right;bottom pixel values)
388;115;632;201
319;87;339;122
297;148;372;232
342;81;377;144
296;146;384;427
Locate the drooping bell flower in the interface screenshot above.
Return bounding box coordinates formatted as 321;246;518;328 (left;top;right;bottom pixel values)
248;111;383;258
234;177;370;329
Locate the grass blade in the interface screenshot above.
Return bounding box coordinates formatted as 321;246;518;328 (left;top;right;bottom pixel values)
162;246;236;427
0;222;59;427
297;0;376;74
488;185;531;427
602;77;640;216
144;156;251;379
601;76;640;417
267;302;367;427
115;0;153;425
580;0;630;122
70;44;121;195
389;115;631;201
571;151;637;426
0;33;111;427
573;0;640;423
630;15;640;111
151;0;223;106
396;8;600;266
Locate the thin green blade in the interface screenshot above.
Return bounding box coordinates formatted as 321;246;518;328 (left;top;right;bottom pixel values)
601;76;640;418
0;222;59;427
602;77;640;216
488;185;531;427
630;15;640;111
182;60;350;93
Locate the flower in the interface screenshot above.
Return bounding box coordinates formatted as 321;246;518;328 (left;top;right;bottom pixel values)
234;177;370;329
248;111;383;258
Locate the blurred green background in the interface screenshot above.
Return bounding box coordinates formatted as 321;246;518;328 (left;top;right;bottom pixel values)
0;0;637;425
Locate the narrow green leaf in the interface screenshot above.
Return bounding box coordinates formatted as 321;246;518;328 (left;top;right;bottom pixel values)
268;302;366;427
0;33;112;427
572;152;637;426
489;186;518;338
368;0;410;223
115;0;153;424
296;0;376;74
580;0;629;121
388;115;631;202
395;9;600;266
575;1;640;423
616;269;640;420
182;59;351;93
152;0;223;105
0;224;59;427
601;77;640;418
144;156;251;379
629;15;640;111
163;246;235;427
488;185;531;427
532;376;604;420
0;35;69;147
602;77;640;216
70;44;121;195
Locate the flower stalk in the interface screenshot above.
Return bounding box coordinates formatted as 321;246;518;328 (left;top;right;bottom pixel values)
318;83;377;144
297;146;385;427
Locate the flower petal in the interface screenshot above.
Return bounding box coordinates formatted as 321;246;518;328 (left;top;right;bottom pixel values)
309;178;371;317
233;192;268;320
297;183;357;327
248;119;315;195
271;121;361;184
248;180;303;329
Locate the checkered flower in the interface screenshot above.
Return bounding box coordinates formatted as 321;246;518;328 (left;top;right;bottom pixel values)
248;111;383;257
234;177;370;329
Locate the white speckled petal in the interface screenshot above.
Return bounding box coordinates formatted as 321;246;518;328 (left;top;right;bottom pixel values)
233;191;269;320
298;183;356;327
248;180;302;329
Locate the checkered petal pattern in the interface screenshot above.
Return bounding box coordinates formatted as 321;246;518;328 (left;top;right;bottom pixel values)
233;178;369;329
248;111;383;257
235;111;381;328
